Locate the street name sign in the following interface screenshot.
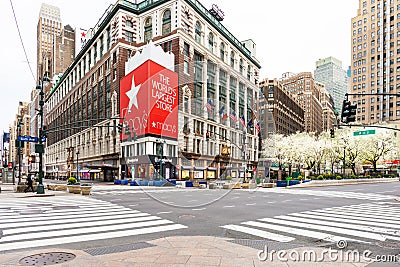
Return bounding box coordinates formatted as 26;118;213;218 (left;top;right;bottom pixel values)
353;130;376;136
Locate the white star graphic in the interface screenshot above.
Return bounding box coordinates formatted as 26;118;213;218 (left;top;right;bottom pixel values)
126;75;141;111
152;121;156;128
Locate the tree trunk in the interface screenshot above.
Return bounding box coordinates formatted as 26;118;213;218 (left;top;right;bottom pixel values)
373;161;377;173
351;163;356;176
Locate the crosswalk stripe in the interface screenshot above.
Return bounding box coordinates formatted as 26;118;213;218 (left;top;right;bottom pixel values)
276;215;400;238
312;209;400;222
0;209;143;224
303;210;400;226
221;224;295;242
0;211;150;229
0;224;187;252
3;215;160;234
290;212;400;230
242;221;364;243
0;205;132;217
221;203;400;245
257;217;386;241
259;188;396;200
0;197;187;252
2;218;172;242
330;205;400;214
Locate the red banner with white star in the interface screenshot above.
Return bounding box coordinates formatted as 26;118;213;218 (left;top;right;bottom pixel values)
120;60;178;140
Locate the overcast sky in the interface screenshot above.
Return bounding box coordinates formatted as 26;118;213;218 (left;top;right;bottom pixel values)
0;0;359;134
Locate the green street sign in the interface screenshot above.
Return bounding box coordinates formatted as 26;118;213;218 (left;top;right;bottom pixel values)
353;130;376;136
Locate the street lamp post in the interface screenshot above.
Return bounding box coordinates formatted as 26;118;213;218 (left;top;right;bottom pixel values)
35;75;50;194
242;129;247;183
76;150;79;182
55;156;58;180
17;116;24;185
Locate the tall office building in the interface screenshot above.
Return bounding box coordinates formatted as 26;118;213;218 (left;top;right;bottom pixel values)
318;82;337;131
259;79;304;137
37;3;75;82
314;56;349;111
350;0;400;124
280;72;324;134
44;0;261;181
33;3;76;175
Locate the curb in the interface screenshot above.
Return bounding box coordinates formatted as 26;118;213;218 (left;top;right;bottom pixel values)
287;178;398;188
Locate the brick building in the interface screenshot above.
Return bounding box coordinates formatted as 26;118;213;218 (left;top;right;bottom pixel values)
259;79;304;137
280;72;324;134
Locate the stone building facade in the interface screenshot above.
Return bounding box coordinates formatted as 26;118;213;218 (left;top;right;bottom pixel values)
44;0;261;181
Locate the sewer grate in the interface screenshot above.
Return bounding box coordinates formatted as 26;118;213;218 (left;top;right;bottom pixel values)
83;242;154;256
19;252;76;266
229;239;301;251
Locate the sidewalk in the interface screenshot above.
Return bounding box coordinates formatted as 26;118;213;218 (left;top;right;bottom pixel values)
0;236;372;267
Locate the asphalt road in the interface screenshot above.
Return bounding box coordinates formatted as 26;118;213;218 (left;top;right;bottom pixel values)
2;181;400;263
86;182;400;255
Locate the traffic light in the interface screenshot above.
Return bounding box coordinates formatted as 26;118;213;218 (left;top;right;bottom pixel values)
341;100;357;123
28;155;35;163
330;128;335;138
117;123;123;133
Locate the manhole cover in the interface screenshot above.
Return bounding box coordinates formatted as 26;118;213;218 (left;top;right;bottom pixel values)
19;252;76;266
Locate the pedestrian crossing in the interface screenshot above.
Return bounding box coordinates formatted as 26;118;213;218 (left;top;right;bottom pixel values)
0;197;187;252
221;203;400;244
91;186;196;195
258;188;397;201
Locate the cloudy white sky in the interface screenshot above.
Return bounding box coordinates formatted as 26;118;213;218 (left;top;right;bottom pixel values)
0;0;359;134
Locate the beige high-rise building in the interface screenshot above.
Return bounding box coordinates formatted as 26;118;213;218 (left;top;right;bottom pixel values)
318;82;337;131
280;72;324;134
351;0;400;124
37;3;75;82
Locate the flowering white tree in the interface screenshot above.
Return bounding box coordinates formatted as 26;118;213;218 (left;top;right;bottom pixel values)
359;131;395;173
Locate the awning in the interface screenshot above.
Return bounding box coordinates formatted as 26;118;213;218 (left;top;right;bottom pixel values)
207;167;217;171
194;167;207;171
181;166;193;170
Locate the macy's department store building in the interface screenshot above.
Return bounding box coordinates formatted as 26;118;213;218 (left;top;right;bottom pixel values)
44;0;261;181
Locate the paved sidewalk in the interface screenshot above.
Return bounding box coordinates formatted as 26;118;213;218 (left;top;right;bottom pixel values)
0;236;372;267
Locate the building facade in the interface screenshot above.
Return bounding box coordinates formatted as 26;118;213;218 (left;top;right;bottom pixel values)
280;72;324;134
44;0;261;181
37;3;75;82
318;82;337;131
350;0;400;124
259;79;304;137
9;102;31;176
314;56;349;111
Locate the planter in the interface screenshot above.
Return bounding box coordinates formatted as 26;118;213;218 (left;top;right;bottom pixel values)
289;180;300;186
276;180;287;187
68;185;81;194
47;184;67;191
80;186;92;195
